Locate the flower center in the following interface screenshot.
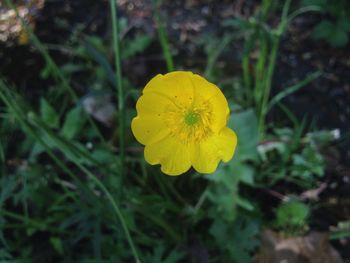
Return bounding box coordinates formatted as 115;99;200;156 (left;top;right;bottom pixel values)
165;99;213;144
184;111;200;126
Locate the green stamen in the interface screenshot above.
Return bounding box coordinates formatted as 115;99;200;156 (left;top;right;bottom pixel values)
184;111;200;126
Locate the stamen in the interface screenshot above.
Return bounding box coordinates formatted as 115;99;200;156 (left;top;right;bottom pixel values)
184;111;200;126
165;100;213;143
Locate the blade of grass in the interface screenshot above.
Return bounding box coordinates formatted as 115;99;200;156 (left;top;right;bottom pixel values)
258;0;292;138
330;230;350;240
267;71;322;111
204;34;233;81
287;5;323;23
84;39;117;87
153;0;174;72
276;102;300;128
253;33;268;109
109;0;126;195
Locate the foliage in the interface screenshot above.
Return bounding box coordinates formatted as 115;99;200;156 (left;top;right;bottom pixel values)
301;0;350;47
275;200;310;234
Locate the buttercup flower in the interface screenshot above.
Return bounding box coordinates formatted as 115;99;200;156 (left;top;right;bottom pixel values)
131;71;237;176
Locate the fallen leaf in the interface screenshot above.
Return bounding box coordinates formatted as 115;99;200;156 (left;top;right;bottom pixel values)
256;230;343;263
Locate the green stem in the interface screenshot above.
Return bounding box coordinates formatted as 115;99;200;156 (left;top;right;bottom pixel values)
258;35;279;138
109;0;126;192
258;0;292;138
205;34;233;81
153;0;174;71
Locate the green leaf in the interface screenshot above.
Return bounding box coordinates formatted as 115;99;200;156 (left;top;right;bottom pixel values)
228;109;258;162
236;197;255;211
84;40;116;87
329;26;348;47
268;71;322;111
210;217;259;263
312;20;349;47
292;146;325;179
50;237;64;255
223;18;254;30
301;0;327;9
40;98;59;128
61;105;87;139
312;20;334;40
338;17;350;32
276;200;310;228
121;35;153;60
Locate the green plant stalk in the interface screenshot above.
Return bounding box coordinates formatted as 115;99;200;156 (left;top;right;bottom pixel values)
242;28;259;107
153;0;174;72
109;0;126;191
258;35;279;138
205;34;233;81
267;71;322;111
277;102;299;129
254;35;268;109
330;230;350;240
0;139;4;176
261;0;273;20
4;0;106;145
258;0;292;138
242;54;252;105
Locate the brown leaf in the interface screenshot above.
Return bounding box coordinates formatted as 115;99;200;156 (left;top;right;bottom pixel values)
256;230;343;263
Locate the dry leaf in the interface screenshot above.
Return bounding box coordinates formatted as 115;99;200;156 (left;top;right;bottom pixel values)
256;230;343;263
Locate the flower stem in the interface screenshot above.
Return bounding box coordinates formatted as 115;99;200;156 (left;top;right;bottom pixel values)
258;0;292;138
153;0;174;72
109;0;126;195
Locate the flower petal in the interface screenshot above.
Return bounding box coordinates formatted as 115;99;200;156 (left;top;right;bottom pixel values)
134;92;176;117
144;137;193;176
191;73;221;100
191;74;230;132
143;72;195;107
131;93;174;145
208;92;230;132
131;116;169;145
192;127;237;174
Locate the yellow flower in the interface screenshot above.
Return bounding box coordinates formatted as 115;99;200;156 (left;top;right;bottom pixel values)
131;71;237;176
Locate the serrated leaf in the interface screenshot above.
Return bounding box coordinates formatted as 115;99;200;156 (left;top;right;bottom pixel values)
40;98;59;128
121;35;152;59
50;237;64;255
61;105;87;139
276;200;310;228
